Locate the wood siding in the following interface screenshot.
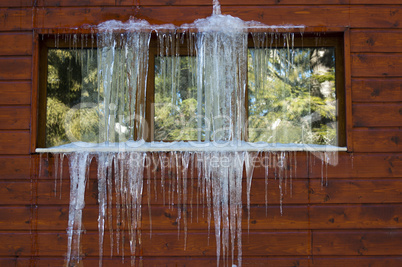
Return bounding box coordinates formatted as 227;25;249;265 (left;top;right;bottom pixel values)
0;1;401;266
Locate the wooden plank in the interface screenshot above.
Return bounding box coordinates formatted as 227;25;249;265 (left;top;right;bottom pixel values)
34;6;402;29
118;0;352;5
352;78;402;102
311;257;402;267
0;156;31;179
0;0;32;7
0;178;307;205
344;28;353;151
225;6;402;28
353;103;402;127
27;205;309;231
200;6;350;27
0;33;32;56
349;0;402;3
0;181;36;205
0;257;311;267
252;152;308;179
310;204;402;228
0;82;31;105
120;0;402;5
0;58;32;80
34;7;211;28
349;6;402;29
30;32;40;153
0;207;31;231
0;131;30;154
36;152;309;180
37;0;115;6
351;30;402;53
351;54;402;77
0;9;32;31
353;129;401;152
0;107;30;130
310;179;402;204
309;153;402;178
0;231;309;256
313;230;402;255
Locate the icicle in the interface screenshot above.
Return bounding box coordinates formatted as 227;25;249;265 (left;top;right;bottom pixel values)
113;154;121;254
264;151;269;215
97;153;108;267
213;0;221;15
181;151;190;249
59;153;64;199
146;153;152;237
160;153;166;205
245;152;257;233
53;153;59;197
66;152;89;267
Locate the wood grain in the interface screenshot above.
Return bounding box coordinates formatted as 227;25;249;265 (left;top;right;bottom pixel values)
0;257;312;267
0;156;31;179
0;33;33;56
35;152;402;180
0;82;31;105
353;103;402;127
308;153;402;178
119;0;350;5
0;231;309;257
0;205;309;231
351;30;402;53
310;204;402;228
36;0;115;6
0;178;308;205
310;179;402;204
33;6;402;29
0;107;30;130
353;129;401;152
313;230;402;255
311;257;402;267
6;204;401;231
0;58;32;80
0;131;30;154
0;0;32;7
0;9;32;31
352;78;402;102
351;54;402;77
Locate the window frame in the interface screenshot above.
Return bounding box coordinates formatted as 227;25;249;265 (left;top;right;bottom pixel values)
37;32;346;148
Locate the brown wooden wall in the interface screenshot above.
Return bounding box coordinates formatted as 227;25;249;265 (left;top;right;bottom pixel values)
0;0;401;266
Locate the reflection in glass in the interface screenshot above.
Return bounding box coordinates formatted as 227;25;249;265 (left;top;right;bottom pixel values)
154;56;202;141
248;47;337;145
46;49;100;147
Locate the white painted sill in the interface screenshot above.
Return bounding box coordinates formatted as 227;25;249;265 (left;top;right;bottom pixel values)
35;141;347;153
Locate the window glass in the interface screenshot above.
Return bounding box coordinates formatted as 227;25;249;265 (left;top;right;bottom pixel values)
42;37;341;147
154;56;203;141
247;47;337;145
46;49;100;147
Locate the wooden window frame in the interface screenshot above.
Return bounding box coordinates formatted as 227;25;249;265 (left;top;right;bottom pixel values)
36;33;346;148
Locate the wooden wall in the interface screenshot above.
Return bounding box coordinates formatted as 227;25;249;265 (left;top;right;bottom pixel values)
0;0;401;266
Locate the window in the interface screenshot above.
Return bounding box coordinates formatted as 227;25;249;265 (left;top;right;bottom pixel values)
37;33;345;148
247;34;345;146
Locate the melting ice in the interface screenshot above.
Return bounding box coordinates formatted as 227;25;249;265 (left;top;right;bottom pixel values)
37;2;343;267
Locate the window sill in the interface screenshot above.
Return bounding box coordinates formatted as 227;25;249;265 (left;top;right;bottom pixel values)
35;141;347;153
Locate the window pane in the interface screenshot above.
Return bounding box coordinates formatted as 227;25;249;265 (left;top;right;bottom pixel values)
154;56;202;141
248;47;337;145
46;49;100;147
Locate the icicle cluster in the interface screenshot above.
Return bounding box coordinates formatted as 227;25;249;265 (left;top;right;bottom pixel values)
38;6;342;267
194;15;248;142
97;20;152;143
61;151;264;267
